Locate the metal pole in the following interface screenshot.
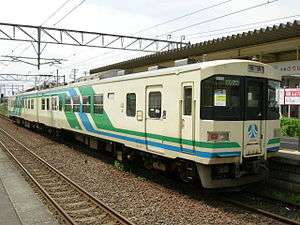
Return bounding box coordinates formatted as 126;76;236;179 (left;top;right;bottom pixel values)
37;27;41;70
56;69;59;86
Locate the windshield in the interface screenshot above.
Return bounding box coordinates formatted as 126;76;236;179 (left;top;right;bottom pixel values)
200;75;280;121
267;80;280;120
201;76;242;120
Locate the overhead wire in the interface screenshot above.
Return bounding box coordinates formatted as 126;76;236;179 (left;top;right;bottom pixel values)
157;0;280;37
86;0;281;72
132;0;233;35
182;14;300;38
58;0;234;71
53;0;87;26
10;0;74;55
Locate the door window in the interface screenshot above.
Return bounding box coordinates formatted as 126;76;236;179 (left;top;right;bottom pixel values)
94;94;103;114
65;95;72;112
183;86;192;116
246;79;264;120
148;92;161;118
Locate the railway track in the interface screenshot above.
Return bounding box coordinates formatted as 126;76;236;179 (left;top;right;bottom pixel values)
1;114;300;225
0;126;134;225
221;195;300;225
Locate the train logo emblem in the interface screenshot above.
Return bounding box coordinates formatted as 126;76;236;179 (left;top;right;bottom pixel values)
248;124;258;139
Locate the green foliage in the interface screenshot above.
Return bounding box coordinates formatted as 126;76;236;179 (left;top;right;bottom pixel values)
281;117;300;137
114;160;125;171
0;103;8;116
272;190;300;206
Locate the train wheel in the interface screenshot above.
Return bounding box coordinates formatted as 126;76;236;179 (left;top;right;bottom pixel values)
178;161;197;183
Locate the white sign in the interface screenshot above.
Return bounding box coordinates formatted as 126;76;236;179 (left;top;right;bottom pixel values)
214;89;226;106
270;60;300;76
278;88;300;105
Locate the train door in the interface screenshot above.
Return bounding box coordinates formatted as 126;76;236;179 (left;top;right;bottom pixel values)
145;85;164;152
243;77;266;157
180;82;195;152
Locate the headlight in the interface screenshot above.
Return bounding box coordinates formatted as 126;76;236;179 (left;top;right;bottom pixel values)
207;131;230;142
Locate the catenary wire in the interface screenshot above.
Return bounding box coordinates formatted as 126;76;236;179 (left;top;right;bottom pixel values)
157;0;279;37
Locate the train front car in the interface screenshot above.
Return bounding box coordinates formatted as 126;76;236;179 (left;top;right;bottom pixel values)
198;60;281;188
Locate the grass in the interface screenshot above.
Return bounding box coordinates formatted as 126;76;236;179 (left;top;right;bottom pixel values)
271;190;300;206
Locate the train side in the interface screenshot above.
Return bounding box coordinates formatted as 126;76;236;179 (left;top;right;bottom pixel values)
8;60;281;188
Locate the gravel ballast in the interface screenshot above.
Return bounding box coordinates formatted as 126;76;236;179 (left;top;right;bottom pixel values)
0;118;284;225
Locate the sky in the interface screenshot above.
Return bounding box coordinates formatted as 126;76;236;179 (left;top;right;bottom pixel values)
0;0;299;94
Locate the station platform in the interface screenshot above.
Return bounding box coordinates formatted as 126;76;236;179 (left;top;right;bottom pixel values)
0;148;59;225
277;149;300;164
268;149;300;193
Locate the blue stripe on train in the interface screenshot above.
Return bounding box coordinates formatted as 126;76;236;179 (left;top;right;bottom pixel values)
266;146;280;153
78;112;241;159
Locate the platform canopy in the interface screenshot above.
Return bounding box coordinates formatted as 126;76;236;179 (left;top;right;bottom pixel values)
90;20;300;74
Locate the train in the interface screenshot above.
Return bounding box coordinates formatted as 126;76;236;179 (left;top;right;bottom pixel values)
7;59;281;188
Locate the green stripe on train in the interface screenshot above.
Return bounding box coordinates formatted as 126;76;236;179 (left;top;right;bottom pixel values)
267;138;280;145
78;86;241;149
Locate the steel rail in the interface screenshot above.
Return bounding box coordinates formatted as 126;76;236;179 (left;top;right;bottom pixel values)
0;125;134;225
2;115;299;224
221;197;300;225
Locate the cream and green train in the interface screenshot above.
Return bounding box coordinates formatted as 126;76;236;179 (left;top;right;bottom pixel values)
8;59;281;188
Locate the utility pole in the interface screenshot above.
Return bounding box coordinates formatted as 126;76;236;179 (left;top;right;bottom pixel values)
72;69;77;82
56;69;59;86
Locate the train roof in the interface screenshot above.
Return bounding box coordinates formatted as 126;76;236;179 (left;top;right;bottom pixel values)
16;59;276;97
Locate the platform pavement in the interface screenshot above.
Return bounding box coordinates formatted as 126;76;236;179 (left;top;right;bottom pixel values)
0;148;59;225
278;149;300;162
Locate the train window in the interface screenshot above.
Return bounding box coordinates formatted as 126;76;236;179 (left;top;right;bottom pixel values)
148;92;161;118
183;86;192;116
72;96;81;112
46;98;50;110
31;99;34;110
41;98;45;110
126;93;136;117
58;96;63;111
27;99;31;109
94;94;103;114
65;95;72;112
51;97;57;111
201;75;242;121
267;80;280;120
82;96;90;113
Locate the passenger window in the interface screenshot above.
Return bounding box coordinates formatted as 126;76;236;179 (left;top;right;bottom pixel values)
31;99;34;110
51;97;57;111
82;96;90;113
72;96;81;112
41;98;45;110
148;92;161;118
28;99;31;109
94;94;103;114
126;93;136;117
58;96;63;111
46;98;50;110
65;95;72;112
183;86;192;115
